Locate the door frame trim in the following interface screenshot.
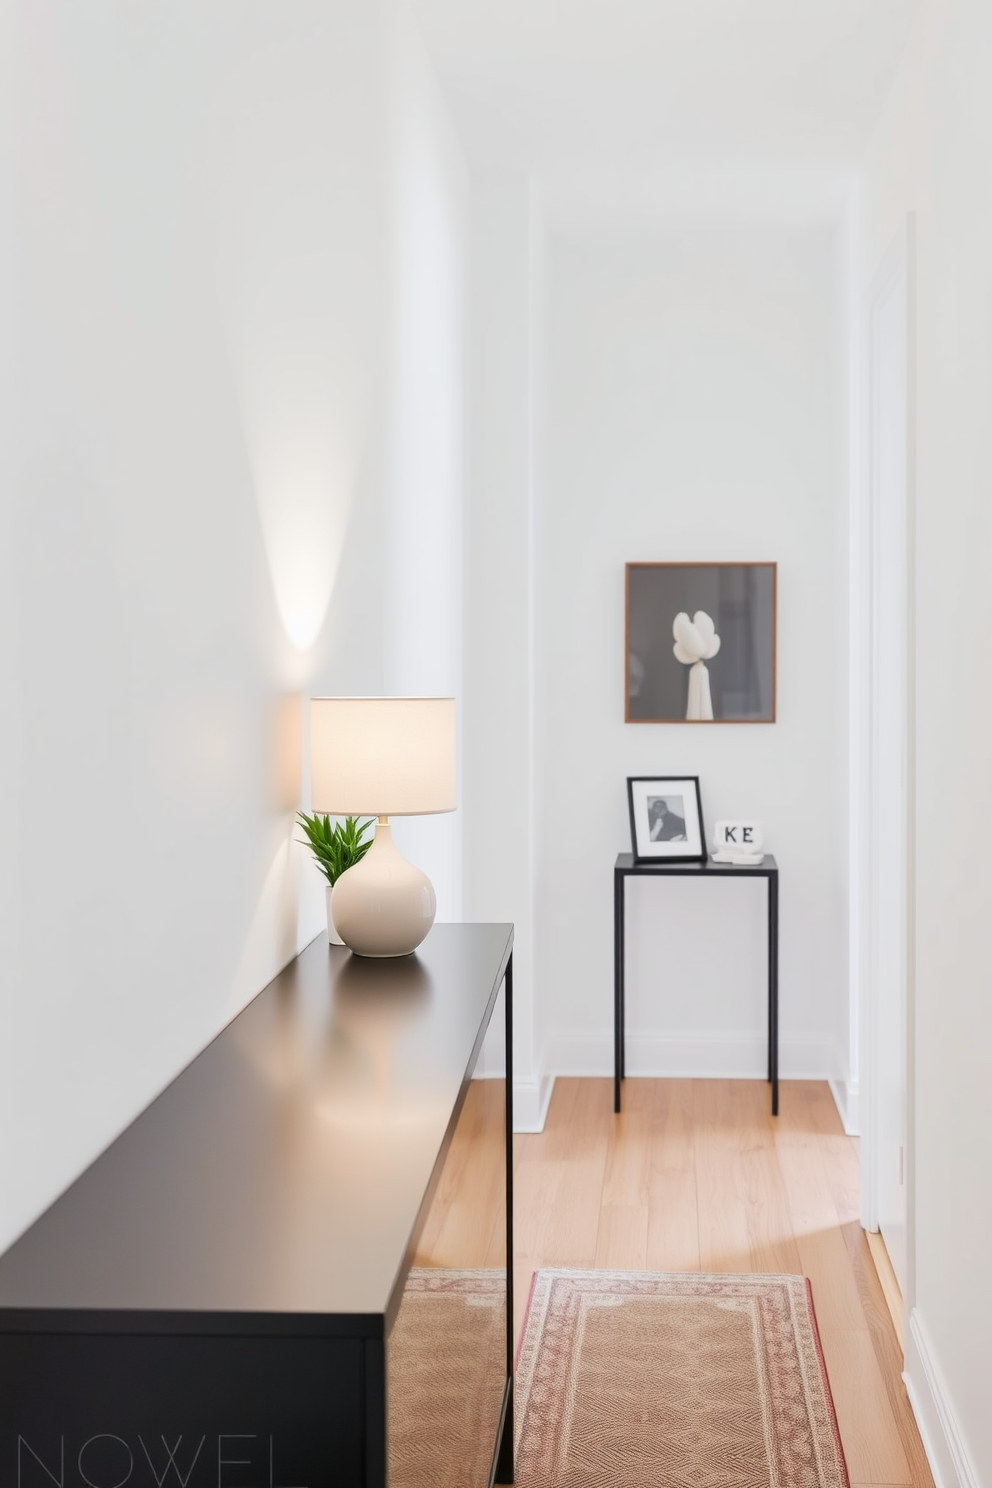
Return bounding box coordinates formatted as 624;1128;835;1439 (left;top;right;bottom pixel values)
854;214;916;1328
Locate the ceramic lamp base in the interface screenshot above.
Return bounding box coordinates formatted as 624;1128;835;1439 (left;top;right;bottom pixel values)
330;820;436;957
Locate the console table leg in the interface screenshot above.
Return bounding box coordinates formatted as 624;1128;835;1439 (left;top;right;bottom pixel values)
495;1381;514;1484
769;874;779;1116
497;951;515;1483
614;871;624;1113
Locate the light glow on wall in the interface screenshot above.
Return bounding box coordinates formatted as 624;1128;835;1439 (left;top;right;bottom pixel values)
249;437;354;654
221;314;368;657
207;56;382;662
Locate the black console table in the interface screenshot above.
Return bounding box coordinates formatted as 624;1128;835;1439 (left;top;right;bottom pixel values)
0;924;514;1488
614;854;779;1115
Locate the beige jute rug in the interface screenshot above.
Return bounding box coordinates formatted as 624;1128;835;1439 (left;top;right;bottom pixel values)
515;1269;851;1488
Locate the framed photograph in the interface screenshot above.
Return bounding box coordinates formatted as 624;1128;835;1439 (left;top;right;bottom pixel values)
626;562;776;723
627;776;707;863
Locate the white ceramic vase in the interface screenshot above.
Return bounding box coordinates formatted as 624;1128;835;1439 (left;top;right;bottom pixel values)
325;884;345;946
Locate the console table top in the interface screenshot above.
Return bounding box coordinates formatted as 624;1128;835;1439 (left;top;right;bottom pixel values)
0;923;512;1330
615;852;778;876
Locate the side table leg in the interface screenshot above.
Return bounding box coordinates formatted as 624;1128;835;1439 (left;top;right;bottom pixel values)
767;905;773;1085
620;885;626;1083
769;873;779;1116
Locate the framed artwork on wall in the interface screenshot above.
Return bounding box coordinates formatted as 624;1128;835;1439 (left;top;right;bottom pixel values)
627;776;707;863
625;562;777;723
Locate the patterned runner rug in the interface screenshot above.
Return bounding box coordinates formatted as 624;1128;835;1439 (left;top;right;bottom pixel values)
515;1269;850;1488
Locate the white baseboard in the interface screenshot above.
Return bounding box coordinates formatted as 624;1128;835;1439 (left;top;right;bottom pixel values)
545;1031;834;1080
904;1308;980;1488
828;1075;860;1134
472;1068;554;1133
513;1073;555;1133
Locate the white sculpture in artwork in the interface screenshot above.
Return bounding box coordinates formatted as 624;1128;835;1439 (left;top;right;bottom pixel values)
672;610;721;721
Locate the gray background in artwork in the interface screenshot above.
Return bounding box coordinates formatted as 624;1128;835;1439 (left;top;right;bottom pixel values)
627;565;775;721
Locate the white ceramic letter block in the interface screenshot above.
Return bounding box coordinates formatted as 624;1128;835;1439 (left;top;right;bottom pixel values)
713;819;764;853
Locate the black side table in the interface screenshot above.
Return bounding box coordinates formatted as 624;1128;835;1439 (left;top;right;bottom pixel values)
614;853;780;1115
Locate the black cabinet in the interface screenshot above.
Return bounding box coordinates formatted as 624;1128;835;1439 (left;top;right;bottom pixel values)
0;925;514;1488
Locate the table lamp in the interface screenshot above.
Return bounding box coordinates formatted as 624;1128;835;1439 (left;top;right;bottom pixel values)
310;697;456;957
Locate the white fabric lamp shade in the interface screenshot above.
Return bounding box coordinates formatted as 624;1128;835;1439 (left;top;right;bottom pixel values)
309;698;456;958
310;697;456;817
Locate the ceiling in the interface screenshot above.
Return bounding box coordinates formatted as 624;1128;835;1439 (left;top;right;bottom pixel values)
407;0;923;226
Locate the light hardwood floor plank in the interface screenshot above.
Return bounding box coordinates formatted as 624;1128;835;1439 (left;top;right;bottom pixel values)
866;1228;905;1350
594;1202;649;1269
602;1108;654;1207
817;1325;913;1485
733;1082;805;1274
843;1221;934;1488
692;1080;755;1272
415;1080;506;1267
511;1078;610;1339
646;1078;700;1271
808;1083;862;1227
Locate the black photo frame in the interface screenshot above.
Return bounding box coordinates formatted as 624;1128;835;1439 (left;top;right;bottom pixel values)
627;776;707;863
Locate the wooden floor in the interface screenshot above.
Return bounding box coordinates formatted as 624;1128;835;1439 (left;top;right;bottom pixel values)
511;1078;933;1488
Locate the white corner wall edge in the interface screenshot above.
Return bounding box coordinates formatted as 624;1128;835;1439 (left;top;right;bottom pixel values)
513;1074;555;1134
828;1073;861;1135
471;1072;553;1133
904;1309;980;1488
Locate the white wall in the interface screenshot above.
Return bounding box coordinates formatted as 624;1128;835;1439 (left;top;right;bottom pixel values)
833;203;859;1131
382;0;469;919
856;1;992;1482
537;228;848;1085
0;0;468;1254
462;174;552;1126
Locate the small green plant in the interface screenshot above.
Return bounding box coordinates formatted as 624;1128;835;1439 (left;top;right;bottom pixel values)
297;812;375;886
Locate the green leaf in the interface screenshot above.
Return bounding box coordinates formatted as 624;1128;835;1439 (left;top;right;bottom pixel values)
297;811;376;884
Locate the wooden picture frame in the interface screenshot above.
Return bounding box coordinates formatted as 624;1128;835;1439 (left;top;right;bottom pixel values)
625;562;777;723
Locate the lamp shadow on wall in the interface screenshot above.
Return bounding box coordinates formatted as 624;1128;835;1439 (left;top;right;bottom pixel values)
270;691;303;817
226;692;304;1019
